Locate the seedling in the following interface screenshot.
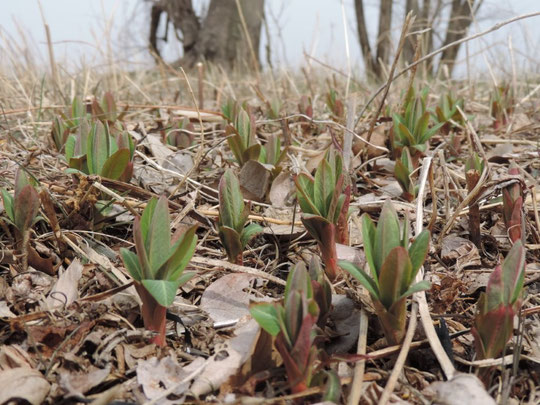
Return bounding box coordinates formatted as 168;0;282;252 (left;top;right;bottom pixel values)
121;196;197;347
340;200;430;345
218;170;263;264
392;87;443;165
472;241;526;359
224;105;288;180
502;163;524;244
307;256;332;328
433;92;465;135
225;108;262;167
91;91;126;124
250;262;322;394
326;89;344;122
295;150;351;281
394;147;418;202
51;96;88;151
1;168;41;271
260;133;288;179
465;153;486;247
65;119;134;182
298;95;314;134
490;85;514;130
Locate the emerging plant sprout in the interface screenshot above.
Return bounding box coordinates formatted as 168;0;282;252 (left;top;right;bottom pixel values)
1;168;41;271
121;196;197;347
295;149;351;281
340;200;430;345
217;170;263;264
472;241;526;359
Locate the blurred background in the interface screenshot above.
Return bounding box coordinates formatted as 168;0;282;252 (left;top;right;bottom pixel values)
1;0;539;78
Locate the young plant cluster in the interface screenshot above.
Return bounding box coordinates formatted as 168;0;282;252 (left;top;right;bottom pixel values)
121;196;197;347
223;102;287;178
295;150;351;281
250;259;337;399
217;170;263;265
392;87;443;201
1;168;41;271
340;200;430;345
53;93;135;181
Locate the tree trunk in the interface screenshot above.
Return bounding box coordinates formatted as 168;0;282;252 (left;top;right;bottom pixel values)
354;0;375;76
374;0;393;78
150;0;264;70
438;0;481;75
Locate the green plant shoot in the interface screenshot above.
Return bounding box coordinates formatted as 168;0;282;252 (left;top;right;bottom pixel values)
340;200;430;344
121;195;197;346
218;170;263;264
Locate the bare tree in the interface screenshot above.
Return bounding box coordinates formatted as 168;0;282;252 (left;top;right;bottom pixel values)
355;0;483;80
354;0;394;79
438;0;483;75
149;0;265;70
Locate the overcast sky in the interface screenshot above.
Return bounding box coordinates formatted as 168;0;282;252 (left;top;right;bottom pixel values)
1;0;539;77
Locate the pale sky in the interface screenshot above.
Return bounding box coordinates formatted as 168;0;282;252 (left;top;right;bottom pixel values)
0;0;539;78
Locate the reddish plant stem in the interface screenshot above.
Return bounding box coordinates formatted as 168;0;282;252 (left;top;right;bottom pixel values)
135;283;167;347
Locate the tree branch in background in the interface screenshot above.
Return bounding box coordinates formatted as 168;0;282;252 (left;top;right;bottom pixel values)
354;0;375;76
375;0;393;78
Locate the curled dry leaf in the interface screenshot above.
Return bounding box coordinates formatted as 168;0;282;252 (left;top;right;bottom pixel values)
59;364;111;398
440;235;481;270
44;258;83;310
137;355;205;403
0;367;50;405
424;373;495;405
239;159;272;202
200;273;273;324
269;170;295;207
190;319;260;397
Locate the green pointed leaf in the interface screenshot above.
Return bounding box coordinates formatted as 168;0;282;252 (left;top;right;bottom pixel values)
219;170;245;231
140;197;158;240
394;159;412;194
218;225;243;263
121;248;142;281
340;261;379;299
322;371;341;404
501;240;526;305
378;247;411;310
88;121;109;175
226;126;245;165
250;303;280;336
100;148;130;180
414;111;430;140
361;214;378;281
176;271;196;287
1;188;15;222
374;201;401;272
162;225;198;281
141;279;181;307
295;174;320;216
408;229;430;282
314;159;332;217
146;196;172;275
395;280;431;304
65;134;76;162
240;223;263;249
133;216;151;279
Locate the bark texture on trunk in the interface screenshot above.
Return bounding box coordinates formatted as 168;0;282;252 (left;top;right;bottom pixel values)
150;0;264;70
